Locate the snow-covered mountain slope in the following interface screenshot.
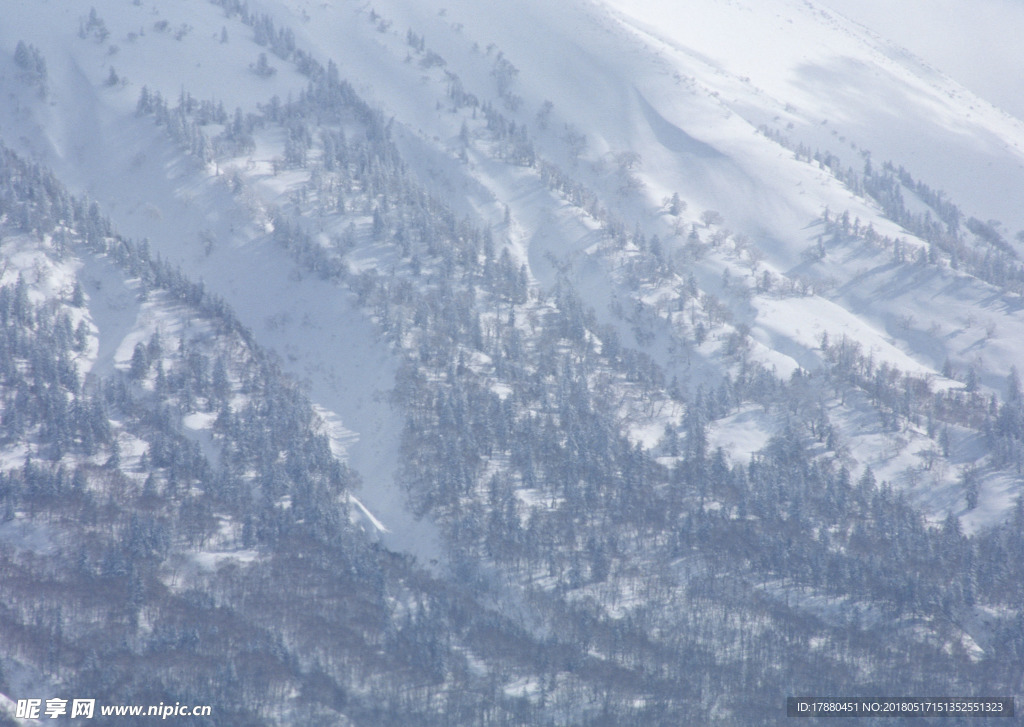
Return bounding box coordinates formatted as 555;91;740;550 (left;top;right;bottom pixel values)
4;0;1024;723
5;0;1024;527
262;0;1024;523
822;0;1024;121
1;0;447;558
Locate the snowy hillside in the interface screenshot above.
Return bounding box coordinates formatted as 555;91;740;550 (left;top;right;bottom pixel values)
3;0;1024;724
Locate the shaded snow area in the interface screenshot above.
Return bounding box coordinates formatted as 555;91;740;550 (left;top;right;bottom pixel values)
4;0;1024;723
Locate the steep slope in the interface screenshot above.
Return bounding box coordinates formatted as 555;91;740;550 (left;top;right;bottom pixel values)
822;0;1024;121
3;0;1024;724
0;146;628;726
5;0;1024;524
250;0;1024;525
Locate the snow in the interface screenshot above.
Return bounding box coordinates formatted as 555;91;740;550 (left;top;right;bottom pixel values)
821;0;1024;121
605;0;1024;234
5;0;1024;537
0;0;446;565
503;676;542;700
707;405;773;464
5;4;1024;721
348;493;389;534
312;404;358;460
0;515;56;556
75;251;144;378
182;411;217;430
192;548;260;571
